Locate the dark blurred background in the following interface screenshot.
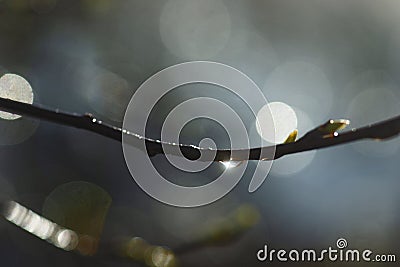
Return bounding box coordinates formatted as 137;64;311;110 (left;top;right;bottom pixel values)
0;0;400;266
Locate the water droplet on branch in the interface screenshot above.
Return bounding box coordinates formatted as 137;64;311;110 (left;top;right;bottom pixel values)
220;161;243;169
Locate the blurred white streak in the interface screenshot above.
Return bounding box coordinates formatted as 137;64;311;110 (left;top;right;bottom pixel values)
54;229;78;250
3;201;78;251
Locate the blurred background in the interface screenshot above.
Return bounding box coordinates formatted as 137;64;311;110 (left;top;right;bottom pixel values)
0;0;400;266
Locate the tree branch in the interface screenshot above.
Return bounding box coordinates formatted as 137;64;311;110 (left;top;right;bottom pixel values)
0;97;399;161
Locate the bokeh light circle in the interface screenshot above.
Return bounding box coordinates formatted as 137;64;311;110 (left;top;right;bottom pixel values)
160;0;231;60
0;73;34;120
86;68;132;122
256;102;298;144
0;73;39;145
263;61;333;122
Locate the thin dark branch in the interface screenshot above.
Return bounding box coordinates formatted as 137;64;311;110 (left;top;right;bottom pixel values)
1;97;399;161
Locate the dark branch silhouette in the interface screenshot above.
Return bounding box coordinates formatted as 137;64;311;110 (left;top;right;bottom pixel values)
0;97;399;161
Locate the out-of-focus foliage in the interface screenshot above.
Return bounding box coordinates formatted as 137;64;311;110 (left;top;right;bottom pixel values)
42;181;112;255
193;204;260;246
122;237;178;267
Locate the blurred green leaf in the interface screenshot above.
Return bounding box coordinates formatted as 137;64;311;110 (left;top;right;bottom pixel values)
42;181;112;255
200;204;260;245
123;237;179;267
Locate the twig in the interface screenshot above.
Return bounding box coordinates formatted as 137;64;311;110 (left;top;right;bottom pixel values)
0;97;399;161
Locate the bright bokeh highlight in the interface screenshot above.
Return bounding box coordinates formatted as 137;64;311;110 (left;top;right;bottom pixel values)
0;73;34;120
256;102;298;144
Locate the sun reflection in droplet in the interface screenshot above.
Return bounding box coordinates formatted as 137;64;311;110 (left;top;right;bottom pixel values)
220;160;242;169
